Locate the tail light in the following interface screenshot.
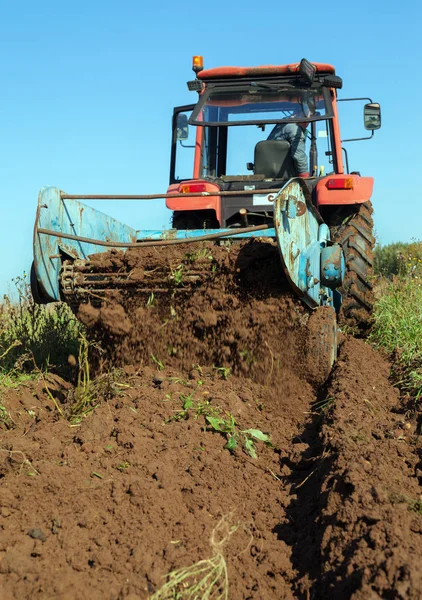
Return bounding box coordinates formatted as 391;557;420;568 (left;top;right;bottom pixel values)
326;177;354;190
179;183;208;194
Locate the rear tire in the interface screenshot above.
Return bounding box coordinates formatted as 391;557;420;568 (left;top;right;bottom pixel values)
172;210;219;230
330;201;375;333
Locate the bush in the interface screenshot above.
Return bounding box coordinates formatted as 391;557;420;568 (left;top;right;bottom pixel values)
370;244;422;404
374;241;422;277
0;274;82;376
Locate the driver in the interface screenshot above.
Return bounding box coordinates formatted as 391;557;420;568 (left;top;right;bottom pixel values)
267;109;310;178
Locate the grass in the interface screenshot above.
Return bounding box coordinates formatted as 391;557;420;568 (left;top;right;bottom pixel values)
150;514;237;600
370;244;422;405
389;493;422;515
310;396;335;420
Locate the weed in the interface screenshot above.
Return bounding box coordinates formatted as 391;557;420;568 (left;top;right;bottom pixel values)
255;400;264;412
152;354;165;371
0;403;13;429
117;461;131;471
181;392;195;410
164;395;271;458
389;493;422;515
238;349;255;365
213;366;231;380
146;292;155;307
169;265;184;286
184;247;214;263
370;252;422;406
0;369;37;389
66;335;93;421
150;514;237;600
0;448;39;476
0;273;81;377
165;392;196;422
206;414;271;459
65;336;122;423
311;396;335;417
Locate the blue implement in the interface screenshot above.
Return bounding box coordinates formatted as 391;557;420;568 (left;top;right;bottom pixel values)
33;180;343;309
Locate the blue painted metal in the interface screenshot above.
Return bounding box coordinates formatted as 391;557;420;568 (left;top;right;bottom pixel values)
33;181;345;310
34;187;139;302
33;186;276;302
320;244;345;289
272;178;337;309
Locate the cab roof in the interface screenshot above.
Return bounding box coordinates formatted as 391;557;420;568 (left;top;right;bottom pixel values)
198;63;335;80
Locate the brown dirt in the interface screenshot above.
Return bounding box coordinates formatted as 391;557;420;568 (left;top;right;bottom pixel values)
75;240;331;388
1;242;422;599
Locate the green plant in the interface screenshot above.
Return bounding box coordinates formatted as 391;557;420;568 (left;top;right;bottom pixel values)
165;394;271;458
213;366;231;380
66;334;94;421
117;461;131;471
205;414;271;459
0;274;82;377
147;292;155;307
169;264;184;286
164;392;196;422
151;354;165;371
65;337;121;423
370;257;422;405
183;247;214;263
389;493;422;515
0;403;13;429
374;241;422;277
311;396;335;417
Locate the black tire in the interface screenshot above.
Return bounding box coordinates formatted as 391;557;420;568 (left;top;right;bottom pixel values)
30;262;49;305
172;210;219;230
330;201;375;333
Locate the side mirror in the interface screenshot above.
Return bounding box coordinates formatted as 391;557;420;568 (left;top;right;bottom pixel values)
364;103;381;130
176;114;189;140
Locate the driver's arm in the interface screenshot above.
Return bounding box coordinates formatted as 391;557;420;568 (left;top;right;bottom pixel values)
283;124;309;176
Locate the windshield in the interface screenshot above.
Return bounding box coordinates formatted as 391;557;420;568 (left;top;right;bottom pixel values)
189;85;333;126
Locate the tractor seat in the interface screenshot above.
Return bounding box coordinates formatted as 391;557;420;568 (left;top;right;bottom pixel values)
253;140;297;179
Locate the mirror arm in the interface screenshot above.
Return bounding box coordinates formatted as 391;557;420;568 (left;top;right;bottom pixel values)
341;131;374;143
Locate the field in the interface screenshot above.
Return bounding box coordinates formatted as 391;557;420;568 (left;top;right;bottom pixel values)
1;242;421;600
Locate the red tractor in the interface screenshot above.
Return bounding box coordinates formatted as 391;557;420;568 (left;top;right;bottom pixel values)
166;57;381;328
32;57;380;351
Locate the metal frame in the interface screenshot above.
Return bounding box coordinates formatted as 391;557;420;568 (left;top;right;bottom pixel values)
337;97;375;142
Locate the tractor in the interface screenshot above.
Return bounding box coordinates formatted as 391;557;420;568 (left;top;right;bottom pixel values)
31;58;381;374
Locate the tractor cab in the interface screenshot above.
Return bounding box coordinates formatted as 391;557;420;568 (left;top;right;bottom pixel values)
167;58;381;230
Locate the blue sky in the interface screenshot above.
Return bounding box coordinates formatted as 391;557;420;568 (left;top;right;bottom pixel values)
0;0;420;295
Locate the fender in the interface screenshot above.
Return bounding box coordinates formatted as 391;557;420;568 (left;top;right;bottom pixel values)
166;180;222;224
315;175;374;206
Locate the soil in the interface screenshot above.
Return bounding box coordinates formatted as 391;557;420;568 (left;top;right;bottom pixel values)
1;242;421;599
